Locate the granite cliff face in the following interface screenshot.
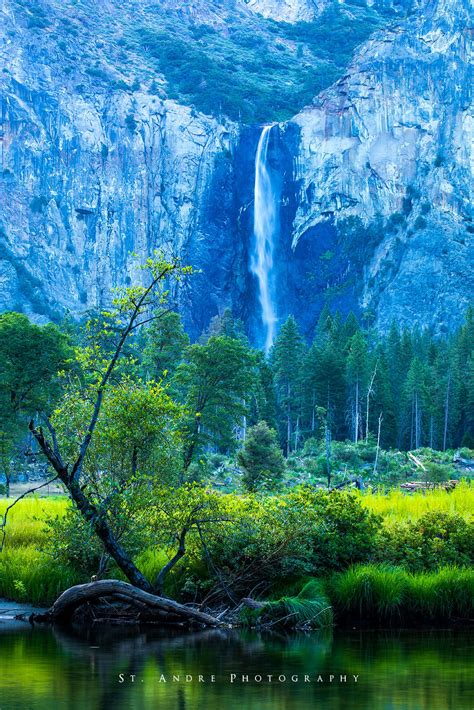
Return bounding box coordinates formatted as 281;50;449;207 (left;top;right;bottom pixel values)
0;0;240;336
245;0;415;23
286;0;473;334
0;0;472;340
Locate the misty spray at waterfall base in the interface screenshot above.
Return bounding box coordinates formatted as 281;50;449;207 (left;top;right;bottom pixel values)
251;125;279;353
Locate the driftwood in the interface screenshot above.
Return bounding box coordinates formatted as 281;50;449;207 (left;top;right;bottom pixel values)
407;452;427;471
331;476;364;491
400;480;458;492
31;580;228;628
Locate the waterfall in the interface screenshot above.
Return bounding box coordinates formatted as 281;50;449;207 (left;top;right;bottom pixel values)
251;124;278;353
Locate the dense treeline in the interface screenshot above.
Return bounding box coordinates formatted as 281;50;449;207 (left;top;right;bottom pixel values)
0;304;473;496
136;304;474;458
270;306;474;455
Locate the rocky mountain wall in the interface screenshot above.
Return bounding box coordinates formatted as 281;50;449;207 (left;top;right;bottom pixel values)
287;0;473;333
0;0;472;341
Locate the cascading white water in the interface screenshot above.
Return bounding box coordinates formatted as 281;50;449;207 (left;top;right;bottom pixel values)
251;124;278;353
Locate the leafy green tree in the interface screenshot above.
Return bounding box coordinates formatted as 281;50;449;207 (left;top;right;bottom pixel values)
238;421;286;492
176;335;256;470
0;313;72;496
23;254;193;593
0;312;72;415
53;377;184;485
141;311;189;380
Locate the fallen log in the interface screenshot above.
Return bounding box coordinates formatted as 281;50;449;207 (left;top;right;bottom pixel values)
31;580;228;628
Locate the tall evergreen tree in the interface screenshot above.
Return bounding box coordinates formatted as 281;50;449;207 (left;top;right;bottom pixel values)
346;331;369;443
270;316;306;456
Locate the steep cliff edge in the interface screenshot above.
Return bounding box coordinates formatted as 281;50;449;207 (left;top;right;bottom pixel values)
0;0;472;339
0;0;238;332
287;0;473;333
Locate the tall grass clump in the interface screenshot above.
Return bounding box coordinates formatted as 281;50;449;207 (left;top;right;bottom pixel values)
0;547;83;605
407;567;474;621
328;564;474;624
250;579;334;629
0;497;69;547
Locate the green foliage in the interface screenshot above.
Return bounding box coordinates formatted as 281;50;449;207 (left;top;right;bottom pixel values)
377;511;473;572
0;312;72;493
175;335;256;468
141;311;190;380
135;3;385;123
238;421;286;492
52;377;184;485
270;315;306;455
256;579;333;629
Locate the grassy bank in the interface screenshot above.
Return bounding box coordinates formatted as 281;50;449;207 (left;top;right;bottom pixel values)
361;482;474;522
247;565;474;628
1;485;472;617
327;564;474;624
0;497;82;604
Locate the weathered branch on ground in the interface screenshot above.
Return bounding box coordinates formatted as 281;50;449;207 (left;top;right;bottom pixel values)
31;580;228;628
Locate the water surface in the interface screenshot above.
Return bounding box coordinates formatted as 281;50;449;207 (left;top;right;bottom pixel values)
0;623;472;709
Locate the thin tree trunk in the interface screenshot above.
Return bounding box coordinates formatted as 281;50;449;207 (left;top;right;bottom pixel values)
325;423;331;489
354;379;359;444
295;415;300;452
443;374;451;452
286;383;291;457
415;392;420;449
373;412;383;476
366;361;378;441
28;424;155;594
155;527;187;595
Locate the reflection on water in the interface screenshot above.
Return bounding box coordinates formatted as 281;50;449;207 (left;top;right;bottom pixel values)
0;623;472;709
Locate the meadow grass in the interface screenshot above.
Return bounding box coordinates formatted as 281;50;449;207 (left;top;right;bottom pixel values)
0;497;82;604
360;480;473;523
0;497;69;547
0;486;472;608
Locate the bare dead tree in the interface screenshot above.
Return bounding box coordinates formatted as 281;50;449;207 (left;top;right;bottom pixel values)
365;360;378;442
373;412;383;477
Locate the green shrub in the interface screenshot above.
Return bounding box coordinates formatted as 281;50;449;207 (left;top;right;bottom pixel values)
377;511;473;572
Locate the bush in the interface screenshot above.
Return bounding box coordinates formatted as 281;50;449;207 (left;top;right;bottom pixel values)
377;511;473;572
207;489;381;597
238;421;286;492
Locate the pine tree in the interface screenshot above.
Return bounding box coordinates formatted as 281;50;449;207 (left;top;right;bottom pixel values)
238;421;286;492
141;311;190;380
403;357;429;449
346;331;369;443
270;316;306;455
